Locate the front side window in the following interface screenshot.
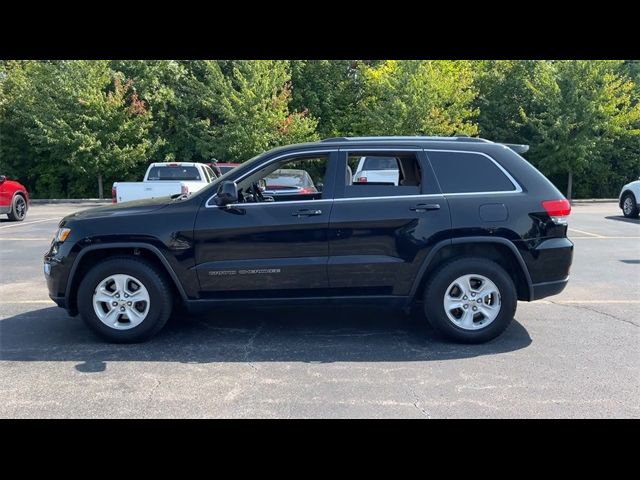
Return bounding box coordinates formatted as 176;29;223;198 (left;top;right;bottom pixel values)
236;155;329;203
427;151;516;194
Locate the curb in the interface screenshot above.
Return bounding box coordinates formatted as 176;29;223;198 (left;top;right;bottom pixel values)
30;199;111;204
571;199;617;204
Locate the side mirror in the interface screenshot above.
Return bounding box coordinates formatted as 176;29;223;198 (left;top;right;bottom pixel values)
0;175;5;184
214;181;238;206
316;182;323;192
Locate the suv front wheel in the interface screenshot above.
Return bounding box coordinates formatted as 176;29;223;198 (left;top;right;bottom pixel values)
77;256;173;343
423;257;517;343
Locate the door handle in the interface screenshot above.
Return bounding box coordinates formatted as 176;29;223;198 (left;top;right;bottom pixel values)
410;203;441;212
292;209;322;217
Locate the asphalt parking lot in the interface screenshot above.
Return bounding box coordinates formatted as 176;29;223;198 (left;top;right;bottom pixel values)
1;202;639;418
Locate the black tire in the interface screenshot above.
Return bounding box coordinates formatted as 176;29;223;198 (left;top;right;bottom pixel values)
77;256;173;343
621;192;639;218
7;194;27;221
422;257;517;344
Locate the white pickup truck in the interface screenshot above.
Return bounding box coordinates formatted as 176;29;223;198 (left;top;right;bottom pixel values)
352;156;400;185
112;162;216;203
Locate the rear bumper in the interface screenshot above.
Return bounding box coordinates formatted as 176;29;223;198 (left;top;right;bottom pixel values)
531;277;569;300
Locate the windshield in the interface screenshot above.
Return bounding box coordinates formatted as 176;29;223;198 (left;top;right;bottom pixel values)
147;166;201;181
265;169;311;188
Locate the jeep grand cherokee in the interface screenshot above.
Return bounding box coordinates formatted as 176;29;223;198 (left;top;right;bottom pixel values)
44;136;573;343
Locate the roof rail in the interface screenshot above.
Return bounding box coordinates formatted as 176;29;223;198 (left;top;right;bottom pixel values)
320;136;493;143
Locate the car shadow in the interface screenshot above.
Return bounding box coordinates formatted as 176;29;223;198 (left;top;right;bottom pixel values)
605;215;640;224
0;306;532;372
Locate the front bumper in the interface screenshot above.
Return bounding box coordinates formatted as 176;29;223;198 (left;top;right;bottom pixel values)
44;240;77;314
531;277;569;300
49;294;66;308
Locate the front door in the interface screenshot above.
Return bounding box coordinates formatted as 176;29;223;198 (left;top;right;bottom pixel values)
328;148;451;296
193;151;338;298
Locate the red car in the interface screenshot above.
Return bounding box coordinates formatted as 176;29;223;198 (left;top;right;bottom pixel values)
0;175;29;221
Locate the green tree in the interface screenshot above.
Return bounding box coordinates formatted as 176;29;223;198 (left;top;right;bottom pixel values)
112;60;319;164
290;60;362;137
475;60;540;143
520;60;640;199
1;60;154;198
351;60;479;136
207;60;319;160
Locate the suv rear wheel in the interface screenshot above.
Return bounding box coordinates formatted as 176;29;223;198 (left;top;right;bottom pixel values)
423;257;517;343
7;194;27;221
77;256;173;343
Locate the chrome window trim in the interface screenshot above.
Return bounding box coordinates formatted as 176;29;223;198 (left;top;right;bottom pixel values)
424;149;523;195
215;199;334;208
334;194;443;203
205;149;337;208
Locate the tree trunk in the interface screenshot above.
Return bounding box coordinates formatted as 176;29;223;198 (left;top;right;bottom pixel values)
98;174;104;199
566;170;573;201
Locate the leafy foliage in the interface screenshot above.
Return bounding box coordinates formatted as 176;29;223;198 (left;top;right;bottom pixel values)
1;60;639;198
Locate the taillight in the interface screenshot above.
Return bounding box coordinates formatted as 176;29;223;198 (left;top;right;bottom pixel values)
299;187;314;194
112;186;117;203
357;176;367;183
542;199;571;224
181;185;189;195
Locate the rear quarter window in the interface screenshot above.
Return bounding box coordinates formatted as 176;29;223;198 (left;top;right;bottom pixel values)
427;151;516;193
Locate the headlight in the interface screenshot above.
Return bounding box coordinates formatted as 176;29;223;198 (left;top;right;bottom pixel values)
55;227;71;243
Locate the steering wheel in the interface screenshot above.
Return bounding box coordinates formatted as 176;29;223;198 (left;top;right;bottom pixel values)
250;182;265;202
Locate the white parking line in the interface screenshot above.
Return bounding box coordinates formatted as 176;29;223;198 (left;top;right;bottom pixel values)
0;218;59;229
533;300;640;304
0;300;55;304
0;237;50;241
570;236;640;239
568;227;603;238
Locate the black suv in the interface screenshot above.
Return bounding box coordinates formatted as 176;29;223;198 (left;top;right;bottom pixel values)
44;136;573;343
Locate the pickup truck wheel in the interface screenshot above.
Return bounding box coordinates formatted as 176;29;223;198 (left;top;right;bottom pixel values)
77;256;173;343
622;193;639;218
7;194;27;221
423;257;517;344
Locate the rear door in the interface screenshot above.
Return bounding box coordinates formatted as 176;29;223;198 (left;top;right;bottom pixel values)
327;147;451;296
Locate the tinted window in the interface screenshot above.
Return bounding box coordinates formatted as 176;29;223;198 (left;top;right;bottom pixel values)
428;151;516;193
147;166;201;181
219;166;236;174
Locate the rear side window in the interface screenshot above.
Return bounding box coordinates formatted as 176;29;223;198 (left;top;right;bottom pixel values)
427;151;516;193
147;166;202;181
